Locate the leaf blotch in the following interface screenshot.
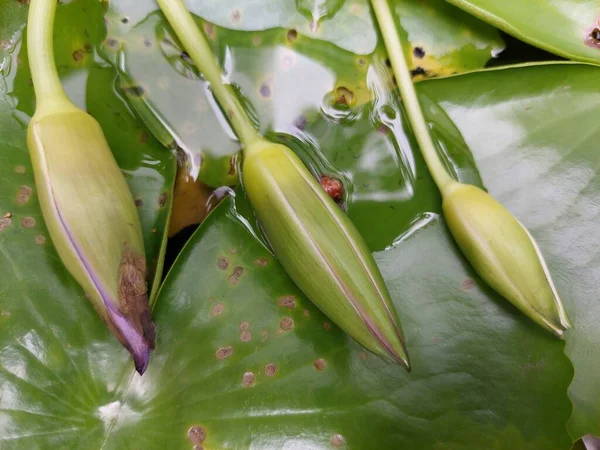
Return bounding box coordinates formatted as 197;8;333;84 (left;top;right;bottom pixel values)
16;185;32;204
242;371;255;387
216;346;233;359
158;192;168;207
0;217;12;231
211;303;225;317
277;295;296;309
217;256;229;270
287;29;298;42
21;217;35;228
331;434;345;448
229;266;244;285
240;330;252;342
264;363;277;376
35;235;46;245
462;279;475;290
280;317;294;331
314;358;327;371
14;165;25;174
320;175;344;202
413;46;425;58
239;321;250;331
188;426;207;445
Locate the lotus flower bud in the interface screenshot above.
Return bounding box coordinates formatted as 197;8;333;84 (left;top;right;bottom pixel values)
243;139;410;369
27;107;156;374
443;182;571;336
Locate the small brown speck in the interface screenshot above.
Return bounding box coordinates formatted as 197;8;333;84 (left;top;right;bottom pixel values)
231;9;241;23
254;257;269;266
216;346;233;360
359;352;367;360
252;36;261;46
314;358;327;371
158;192;168;207
260;329;269;337
462;279;475;290
275;329;283;336
303;310;310;318
187;425;206;445
385;58;391;68
121;17;130;24
358;58;366;66
152;228;157;233
242;371;255;387
0;218;12;231
287;29;298;42
211;303;224;316
106;38;119;48
230;248;237;254
217;256;229;270
14;165;25;174
16;185;32;204
72;49;86;62
320;175;344;202
143;38;152;47
134;198;143;207
264;363;277;376
35;235;46;245
123;85;145;97
280;317;294;331
277;295;296;309
139;130;149;143
228;266;244;285
22;217;36;228
331;434;345;448
240;330;252;342
240;321;250;331
259;84;271;98
323;322;331;331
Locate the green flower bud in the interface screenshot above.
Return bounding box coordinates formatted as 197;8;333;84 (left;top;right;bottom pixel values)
443;182;571;336
243;139;410;369
27;0;155;374
27;106;156;374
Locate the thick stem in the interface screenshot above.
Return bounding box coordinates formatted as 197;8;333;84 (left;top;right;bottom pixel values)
370;0;456;195
28;0;73;115
157;0;262;150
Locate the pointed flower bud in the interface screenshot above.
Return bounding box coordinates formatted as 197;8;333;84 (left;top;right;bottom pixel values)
27;0;155;373
443;182;571;336
244;139;410;369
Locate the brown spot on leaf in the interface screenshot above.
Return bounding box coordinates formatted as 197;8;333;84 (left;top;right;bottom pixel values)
121;17;130;24
72;49;87;62
331;434;345;448
254;257;269;267
303;310;310;318
21;217;35;228
158;192;168;207
462;279;475;290
139;130;149;143
586;27;600;48
240;321;250;331
410;67;427;78
242;371;255;387
320;175;344;202
323;322;331;331
134;198;143;208
231;9;241;23
230;248;237;254
211;303;224;316
359;352;367;360
252;36;261;46
0;218;12;231
264;363;277;376
334;87;355;106
106;38;119;48
123;85;145;97
240;330;252;342
16;186;32;204
35;235;46;245
118;250;155;350
217;256;229;270
287;29;298;42
314;358;327;371
278;295;296;309
187;426;207;445
229;266;244;285
216;346;233;359
143;38;152;48
280;317;294;331
16;0;30;4
14;165;25;174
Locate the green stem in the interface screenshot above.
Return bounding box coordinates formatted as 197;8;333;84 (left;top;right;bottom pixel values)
370;0;456;195
28;0;73;115
157;0;262;150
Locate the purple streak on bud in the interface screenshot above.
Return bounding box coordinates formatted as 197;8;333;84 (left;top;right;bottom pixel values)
106;301;151;374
